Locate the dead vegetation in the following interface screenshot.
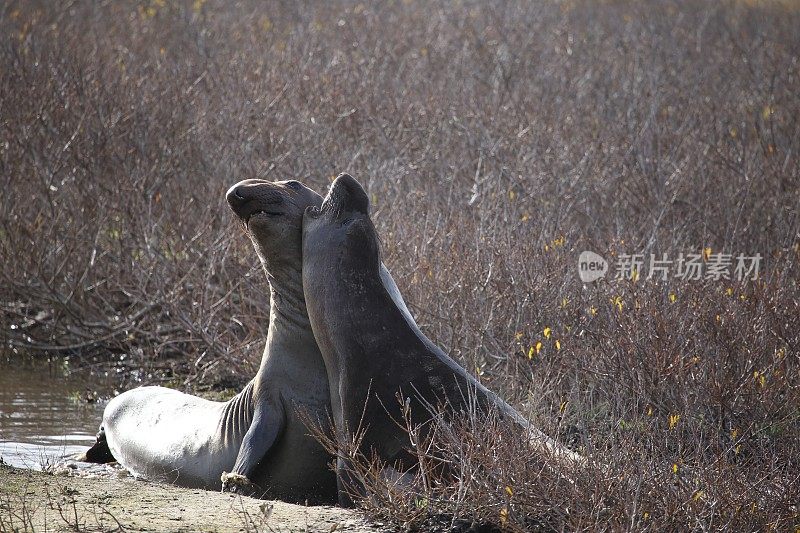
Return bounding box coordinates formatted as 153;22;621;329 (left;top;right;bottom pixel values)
1;0;798;530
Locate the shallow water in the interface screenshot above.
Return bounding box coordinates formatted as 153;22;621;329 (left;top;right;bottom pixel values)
0;356;111;470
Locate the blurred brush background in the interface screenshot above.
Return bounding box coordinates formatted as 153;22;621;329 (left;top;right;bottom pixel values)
1;1;798;530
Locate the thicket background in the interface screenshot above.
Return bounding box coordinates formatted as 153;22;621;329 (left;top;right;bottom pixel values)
1;0;798;530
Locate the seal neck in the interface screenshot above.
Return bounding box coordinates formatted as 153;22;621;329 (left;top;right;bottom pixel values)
264;265;312;330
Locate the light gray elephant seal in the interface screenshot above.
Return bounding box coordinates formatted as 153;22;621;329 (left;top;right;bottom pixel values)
302;174;586;506
82;178;413;504
83;179;337;503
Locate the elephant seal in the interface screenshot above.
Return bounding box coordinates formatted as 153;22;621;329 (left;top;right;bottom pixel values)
302;174;586;506
83;179;335;503
83;178;412;504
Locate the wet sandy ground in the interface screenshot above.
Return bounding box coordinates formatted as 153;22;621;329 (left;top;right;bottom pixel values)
0;464;383;532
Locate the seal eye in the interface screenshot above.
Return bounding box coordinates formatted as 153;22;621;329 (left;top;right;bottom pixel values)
285;180;303;191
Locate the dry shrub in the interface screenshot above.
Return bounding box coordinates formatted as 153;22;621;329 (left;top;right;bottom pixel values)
307;320;798;532
305;401;607;532
1;0;798;530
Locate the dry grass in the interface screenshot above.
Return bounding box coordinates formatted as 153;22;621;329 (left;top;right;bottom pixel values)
1;0;798;530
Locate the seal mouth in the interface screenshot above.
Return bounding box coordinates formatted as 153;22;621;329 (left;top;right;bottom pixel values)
246;210;283;225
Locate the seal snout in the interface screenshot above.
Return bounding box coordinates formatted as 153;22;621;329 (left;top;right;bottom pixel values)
326;173;370;217
226;179;285;223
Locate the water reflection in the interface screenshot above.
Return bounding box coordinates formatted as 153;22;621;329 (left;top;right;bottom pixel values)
0;356;111;469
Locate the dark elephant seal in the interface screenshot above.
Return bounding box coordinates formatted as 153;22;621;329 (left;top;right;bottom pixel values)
302;174;586;506
83;178;412;504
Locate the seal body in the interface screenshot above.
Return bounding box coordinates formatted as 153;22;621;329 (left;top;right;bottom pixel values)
302;174;584;505
86;180;339;502
85;178;412;503
100;385;249;489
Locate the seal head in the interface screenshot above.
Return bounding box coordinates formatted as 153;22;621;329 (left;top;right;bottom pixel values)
228;179;323;272
303;174;380;283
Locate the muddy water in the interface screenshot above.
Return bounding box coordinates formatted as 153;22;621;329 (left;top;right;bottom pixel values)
0;356;112;470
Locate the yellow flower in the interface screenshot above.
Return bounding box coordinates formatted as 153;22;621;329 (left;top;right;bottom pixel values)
535;341;543;354
589;306;597;316
669;413;681;430
725;287;733;296
499;506;509;525
672;462;679;474
505;485;514;497
647;406;654;416
555;339;561;351
543;327;552;339
527;346;535;359
561;297;569;308
669;293;677;303
703;247;712;261
612;296;623;312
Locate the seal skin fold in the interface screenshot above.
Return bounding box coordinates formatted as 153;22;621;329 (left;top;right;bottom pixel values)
303;173;587;506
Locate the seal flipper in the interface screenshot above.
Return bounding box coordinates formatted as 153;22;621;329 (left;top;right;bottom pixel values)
80;427;116;464
222;401;285;496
